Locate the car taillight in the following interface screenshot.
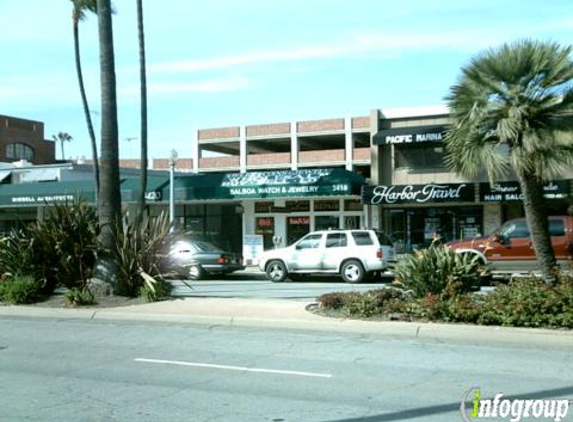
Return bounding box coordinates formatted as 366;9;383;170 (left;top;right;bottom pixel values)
217;255;228;264
377;248;383;259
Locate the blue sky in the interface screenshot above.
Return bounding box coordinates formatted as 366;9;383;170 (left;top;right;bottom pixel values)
1;0;572;161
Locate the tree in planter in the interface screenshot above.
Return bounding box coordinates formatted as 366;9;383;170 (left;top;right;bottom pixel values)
136;0;148;226
445;39;573;283
96;0;122;284
70;0;100;200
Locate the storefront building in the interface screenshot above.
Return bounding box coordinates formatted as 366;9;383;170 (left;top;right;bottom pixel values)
365;107;573;254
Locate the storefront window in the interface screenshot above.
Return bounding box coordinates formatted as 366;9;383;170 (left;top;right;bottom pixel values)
287;216;310;245
344;199;362;211
315;215;339;231
256;217;275;250
314;200;339;212
394;144;446;170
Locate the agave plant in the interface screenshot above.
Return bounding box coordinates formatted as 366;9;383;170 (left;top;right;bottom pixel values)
393;242;484;299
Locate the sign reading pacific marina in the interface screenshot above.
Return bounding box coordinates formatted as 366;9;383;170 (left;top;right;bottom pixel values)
373;125;446;145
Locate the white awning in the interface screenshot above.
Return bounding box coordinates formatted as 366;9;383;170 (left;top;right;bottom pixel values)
17;168;60;183
0;170;11;182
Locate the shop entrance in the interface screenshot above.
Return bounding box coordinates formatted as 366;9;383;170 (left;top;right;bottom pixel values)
385;206;483;254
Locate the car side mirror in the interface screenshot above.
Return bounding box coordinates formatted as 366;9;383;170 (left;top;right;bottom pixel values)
493;234;509;245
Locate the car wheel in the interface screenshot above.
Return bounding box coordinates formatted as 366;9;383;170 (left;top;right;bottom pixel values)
188;263;205;280
266;260;288;283
341;260;364;283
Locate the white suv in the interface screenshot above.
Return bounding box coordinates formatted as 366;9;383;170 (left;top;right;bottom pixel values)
258;229;395;283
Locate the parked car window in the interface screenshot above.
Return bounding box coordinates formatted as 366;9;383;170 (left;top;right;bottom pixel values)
500;221;530;239
326;233;347;248
193;240;224;253
374;231;393;246
549;220;565;236
296;234;322;249
351;231;374;245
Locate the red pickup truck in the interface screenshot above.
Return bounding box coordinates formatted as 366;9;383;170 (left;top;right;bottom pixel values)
447;216;573;274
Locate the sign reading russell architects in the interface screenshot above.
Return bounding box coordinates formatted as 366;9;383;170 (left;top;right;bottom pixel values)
373;125;445;145
479;180;570;202
362;183;475;205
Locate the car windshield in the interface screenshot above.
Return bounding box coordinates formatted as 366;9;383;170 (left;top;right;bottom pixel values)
192;240;225;253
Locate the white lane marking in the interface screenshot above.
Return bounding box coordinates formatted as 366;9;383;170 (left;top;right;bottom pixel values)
134;358;332;379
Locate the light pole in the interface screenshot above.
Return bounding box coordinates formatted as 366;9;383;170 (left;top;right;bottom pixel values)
169;149;178;224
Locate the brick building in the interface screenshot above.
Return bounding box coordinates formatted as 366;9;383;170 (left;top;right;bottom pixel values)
0;115;56;165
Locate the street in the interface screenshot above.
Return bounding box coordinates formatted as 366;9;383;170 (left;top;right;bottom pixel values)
0;317;571;422
169;270;396;301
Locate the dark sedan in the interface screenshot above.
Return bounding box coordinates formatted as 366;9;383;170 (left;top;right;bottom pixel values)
164;237;245;280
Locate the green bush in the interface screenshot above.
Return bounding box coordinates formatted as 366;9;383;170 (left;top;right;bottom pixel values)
318;288;410;318
477;276;573;328
139;279;173;302
393;242;483;299
110;211;178;297
0;201;99;294
64;288;96;307
0;276;43;304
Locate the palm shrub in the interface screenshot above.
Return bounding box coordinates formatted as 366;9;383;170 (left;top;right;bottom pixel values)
393;242;483;299
109;211;177;297
0;202;99;294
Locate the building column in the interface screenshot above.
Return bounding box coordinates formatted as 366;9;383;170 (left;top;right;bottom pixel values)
240;125;247;173
345;117;353;171
193;132;200;174
290;121;298;171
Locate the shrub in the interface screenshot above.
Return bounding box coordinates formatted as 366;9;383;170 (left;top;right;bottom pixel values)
317;288;410;318
393;242;483;299
139;278;173;302
64;288;96;307
0;276;43;304
110;211;178;297
0;201;99;294
477;276;573;328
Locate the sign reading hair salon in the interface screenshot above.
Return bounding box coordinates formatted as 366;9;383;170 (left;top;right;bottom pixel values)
479;180;570;202
362;183;475;205
373;125;446;145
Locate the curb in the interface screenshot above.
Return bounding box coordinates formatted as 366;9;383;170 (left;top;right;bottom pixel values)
1;303;572;348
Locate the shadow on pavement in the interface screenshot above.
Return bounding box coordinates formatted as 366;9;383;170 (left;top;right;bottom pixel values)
322;385;573;422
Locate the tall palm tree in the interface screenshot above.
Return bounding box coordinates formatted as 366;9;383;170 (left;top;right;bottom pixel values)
444;39;573;283
136;0;148;225
52;132;72;161
70;0;100;201
96;0;122;253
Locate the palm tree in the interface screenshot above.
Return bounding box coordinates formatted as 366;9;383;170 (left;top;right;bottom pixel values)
52;132;72;161
444;39;573;283
136;0;148;225
96;0;122;252
70;0;100;201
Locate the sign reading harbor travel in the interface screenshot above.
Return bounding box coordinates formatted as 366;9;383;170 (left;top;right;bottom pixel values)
362;183;475;205
373;125;446;145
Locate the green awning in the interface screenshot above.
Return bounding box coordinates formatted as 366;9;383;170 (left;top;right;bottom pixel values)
0;180;96;207
167;168;365;201
120;176;169;203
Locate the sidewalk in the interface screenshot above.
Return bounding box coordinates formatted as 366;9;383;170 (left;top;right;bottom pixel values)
1;296;572;348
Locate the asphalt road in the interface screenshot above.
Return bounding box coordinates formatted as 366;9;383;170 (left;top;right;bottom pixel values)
169;270;396;300
1;317;571;422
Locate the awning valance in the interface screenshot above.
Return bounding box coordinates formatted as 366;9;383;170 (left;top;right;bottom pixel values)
168;168;365;201
0;180;96;206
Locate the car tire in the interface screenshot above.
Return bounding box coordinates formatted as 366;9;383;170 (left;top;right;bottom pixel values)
266;260;288;283
188;263;205;280
341;260;364;283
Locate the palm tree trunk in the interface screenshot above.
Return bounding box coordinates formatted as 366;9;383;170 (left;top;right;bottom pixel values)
136;0;148;226
517;171;557;283
73;20;100;202
96;0;121;252
61;140;65;160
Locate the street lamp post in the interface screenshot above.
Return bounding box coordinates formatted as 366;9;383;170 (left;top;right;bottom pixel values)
169;149;178;224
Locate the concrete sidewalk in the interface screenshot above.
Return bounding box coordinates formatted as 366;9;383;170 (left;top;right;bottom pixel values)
1;296;572;348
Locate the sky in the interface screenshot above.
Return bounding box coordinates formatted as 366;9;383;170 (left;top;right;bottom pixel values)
1;0;572;161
